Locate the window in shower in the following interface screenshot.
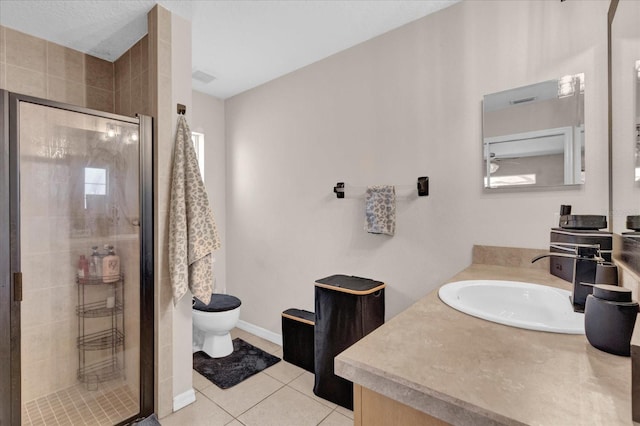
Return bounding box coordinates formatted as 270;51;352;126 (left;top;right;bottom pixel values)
84;167;107;208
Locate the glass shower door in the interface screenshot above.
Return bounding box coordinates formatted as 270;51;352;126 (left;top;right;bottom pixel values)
15;99;144;426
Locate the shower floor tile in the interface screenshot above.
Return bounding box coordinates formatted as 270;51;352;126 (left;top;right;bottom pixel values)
22;380;138;426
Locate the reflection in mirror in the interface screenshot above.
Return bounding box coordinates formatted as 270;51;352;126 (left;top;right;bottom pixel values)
611;0;640;235
46;123;140;239
483;75;585;189
636;60;640;181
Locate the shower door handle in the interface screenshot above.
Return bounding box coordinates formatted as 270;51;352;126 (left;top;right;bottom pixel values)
13;272;22;302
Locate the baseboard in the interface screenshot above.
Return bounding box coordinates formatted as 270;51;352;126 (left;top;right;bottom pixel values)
237;319;283;346
173;388;196;412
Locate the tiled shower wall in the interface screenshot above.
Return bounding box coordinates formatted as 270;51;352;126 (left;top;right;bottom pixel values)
147;6;176;417
0;25;114;112
2;5;181;418
0;24;153;117
17;103;79;401
17;103;143;404
111;6;176;417
0;19;166;412
114;35;152;118
0;24;124;403
111;32;153;409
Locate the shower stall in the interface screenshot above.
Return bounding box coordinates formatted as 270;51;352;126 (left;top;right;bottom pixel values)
0;90;154;425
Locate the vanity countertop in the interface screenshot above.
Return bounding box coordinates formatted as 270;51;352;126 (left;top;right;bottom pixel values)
334;263;633;425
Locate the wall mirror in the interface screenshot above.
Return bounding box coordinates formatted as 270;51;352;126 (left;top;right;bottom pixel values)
635;59;640;183
482;75;585;190
610;0;640;235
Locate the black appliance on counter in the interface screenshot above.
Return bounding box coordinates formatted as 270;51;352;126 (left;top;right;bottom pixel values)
550;206;611;284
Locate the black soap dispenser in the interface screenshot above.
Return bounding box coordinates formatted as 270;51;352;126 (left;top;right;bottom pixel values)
584;284;639;356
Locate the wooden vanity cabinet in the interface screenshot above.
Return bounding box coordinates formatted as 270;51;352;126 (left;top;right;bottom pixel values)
353;385;450;426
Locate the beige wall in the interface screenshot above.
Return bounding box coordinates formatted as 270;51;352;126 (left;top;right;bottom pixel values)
146;4;177;419
192;90;227;291
0;25;114;112
170;11;195;413
145;6;200;417
224;0;610;334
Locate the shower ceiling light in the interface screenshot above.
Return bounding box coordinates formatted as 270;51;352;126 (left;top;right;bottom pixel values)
106;123;116;138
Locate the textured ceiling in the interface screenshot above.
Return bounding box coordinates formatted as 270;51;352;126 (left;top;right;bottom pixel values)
0;0;461;99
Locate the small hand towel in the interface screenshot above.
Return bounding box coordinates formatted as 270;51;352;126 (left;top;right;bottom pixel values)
169;115;221;305
364;185;396;236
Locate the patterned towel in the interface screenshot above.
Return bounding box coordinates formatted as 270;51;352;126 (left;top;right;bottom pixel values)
365;185;396;236
169;116;221;305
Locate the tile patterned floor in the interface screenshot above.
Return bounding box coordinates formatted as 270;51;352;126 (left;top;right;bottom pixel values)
160;328;354;426
22;380;138;425
21;328;353;426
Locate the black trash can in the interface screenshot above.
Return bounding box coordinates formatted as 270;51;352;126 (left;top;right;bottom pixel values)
281;308;315;373
313;274;385;410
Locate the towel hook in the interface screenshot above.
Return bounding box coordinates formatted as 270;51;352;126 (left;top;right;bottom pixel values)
417;176;429;196
177;103;186;115
333;182;345;198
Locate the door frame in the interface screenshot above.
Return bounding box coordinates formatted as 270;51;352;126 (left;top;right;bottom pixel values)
0;90;155;424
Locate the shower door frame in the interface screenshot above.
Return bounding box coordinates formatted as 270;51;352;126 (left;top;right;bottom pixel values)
0;90;155;425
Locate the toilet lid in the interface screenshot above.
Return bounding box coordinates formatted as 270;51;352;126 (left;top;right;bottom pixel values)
193;294;241;312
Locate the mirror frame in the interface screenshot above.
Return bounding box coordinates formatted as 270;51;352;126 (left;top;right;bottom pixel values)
607;0;618;232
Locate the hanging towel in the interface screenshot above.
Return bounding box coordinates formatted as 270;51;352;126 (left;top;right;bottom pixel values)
365;185;396;236
169;115;221;305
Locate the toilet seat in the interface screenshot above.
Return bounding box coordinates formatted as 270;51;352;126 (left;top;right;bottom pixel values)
192;294;242;358
193;294;241;312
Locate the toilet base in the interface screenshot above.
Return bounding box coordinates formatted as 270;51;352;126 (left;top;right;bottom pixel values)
202;332;233;358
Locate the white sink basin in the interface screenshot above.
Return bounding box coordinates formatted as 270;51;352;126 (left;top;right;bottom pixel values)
438;280;584;334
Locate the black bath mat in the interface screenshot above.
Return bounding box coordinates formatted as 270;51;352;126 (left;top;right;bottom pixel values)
193;338;281;389
132;413;161;425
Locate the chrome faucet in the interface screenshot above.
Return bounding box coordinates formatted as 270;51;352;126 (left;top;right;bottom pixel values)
532;244;617;312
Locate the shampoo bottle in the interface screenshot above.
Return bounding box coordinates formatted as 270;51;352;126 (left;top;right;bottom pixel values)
90;246;101;278
102;245;120;283
106;287;116;309
77;255;89;281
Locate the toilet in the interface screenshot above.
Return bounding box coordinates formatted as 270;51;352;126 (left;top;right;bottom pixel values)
192;294;241;358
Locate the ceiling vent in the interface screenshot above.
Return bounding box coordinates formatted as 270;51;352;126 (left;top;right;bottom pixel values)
192;70;216;84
